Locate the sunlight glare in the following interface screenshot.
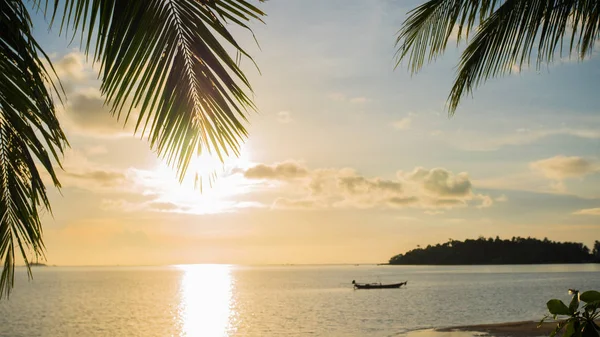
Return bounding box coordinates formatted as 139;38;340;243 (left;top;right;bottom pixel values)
147;146;260;214
178;264;236;337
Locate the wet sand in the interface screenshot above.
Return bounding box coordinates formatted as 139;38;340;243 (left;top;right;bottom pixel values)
437;320;560;337
402;321;563;337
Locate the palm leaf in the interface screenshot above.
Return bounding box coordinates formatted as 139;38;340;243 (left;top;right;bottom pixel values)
0;0;68;298
41;0;265;181
396;0;600;114
0;0;264;298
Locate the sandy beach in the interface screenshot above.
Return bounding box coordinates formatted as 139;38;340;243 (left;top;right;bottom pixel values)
437;321;561;337
402;321;567;337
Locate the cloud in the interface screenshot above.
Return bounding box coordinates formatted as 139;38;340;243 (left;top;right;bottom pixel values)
54;52;87;82
495;194;508;202
57;167;140;194
100;199;141;212
448;25;460;41
43;150;135;192
148;201;185;211
530;155;598;180
272;198;321;210
511;64;527;73
328;92;346;101
349;97;369;104
455;128;600;151
64;170;126;187
447;24;475;44
573;208;600;215
277;111;293;123
61;88;133;137
337;174;403;195
240;163;491;212
392;117;412;130
49;53;136;138
476;194;494;209
44;148;259;215
244;162;309;180
100;195;247;215
386;196;419;207
404;167;471;197
327;92;369;104
48;52;92;94
85;145;108;156
99;193;159;212
431;199;467;207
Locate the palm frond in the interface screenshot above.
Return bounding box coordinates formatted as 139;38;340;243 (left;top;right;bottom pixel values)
396;0;600;114
396;0;501;73
40;0;265;181
0;0;68;298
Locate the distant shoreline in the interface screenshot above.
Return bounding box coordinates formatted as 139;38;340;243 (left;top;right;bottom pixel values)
388;237;599;266
11;262;600;268
380;262;599;266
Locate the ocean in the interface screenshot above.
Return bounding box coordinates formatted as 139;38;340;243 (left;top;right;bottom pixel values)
0;264;598;336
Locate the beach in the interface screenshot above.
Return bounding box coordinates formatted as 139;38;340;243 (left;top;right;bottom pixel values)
404;321;559;337
438;321;559;336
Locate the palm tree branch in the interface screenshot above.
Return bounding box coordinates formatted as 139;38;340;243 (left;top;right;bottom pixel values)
449;0;599;114
397;0;600;114
42;0;265;181
395;0;501;74
0;0;67;298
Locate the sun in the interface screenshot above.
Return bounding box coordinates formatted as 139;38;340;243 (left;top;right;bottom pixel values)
147;146;257;214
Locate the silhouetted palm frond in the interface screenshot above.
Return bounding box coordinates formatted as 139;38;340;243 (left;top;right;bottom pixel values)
0;0;264;298
0;0;68;298
42;0;265;180
396;0;600;114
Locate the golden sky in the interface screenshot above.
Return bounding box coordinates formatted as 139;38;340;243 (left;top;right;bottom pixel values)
31;0;600;266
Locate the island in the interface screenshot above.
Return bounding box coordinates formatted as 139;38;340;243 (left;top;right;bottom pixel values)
389;236;600;265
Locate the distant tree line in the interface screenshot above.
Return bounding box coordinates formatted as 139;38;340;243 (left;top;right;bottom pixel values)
389;237;600;265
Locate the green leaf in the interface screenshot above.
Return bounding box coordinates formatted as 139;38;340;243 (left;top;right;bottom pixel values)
581;322;599;337
565;321;575;337
581;291;600;303
584;300;600;314
548;299;571;315
551;322;567;337
570;294;581;313
574;321;582;337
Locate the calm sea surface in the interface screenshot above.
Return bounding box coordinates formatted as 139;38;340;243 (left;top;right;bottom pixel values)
0;264;598;336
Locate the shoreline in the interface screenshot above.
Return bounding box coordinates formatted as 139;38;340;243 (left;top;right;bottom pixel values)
402;321;565;337
436;320;559;337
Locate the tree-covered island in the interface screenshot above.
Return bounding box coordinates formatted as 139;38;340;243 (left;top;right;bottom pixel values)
389;237;600;265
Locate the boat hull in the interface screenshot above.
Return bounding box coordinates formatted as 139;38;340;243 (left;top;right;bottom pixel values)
353;281;407;289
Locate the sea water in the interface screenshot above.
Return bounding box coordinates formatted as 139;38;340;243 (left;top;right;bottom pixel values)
0;264;598;337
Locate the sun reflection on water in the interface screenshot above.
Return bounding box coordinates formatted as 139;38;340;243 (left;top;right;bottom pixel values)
178;264;235;336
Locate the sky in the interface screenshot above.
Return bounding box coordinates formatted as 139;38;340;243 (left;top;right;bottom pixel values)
28;0;600;266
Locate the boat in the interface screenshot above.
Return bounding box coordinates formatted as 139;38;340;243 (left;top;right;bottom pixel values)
352;280;407;289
